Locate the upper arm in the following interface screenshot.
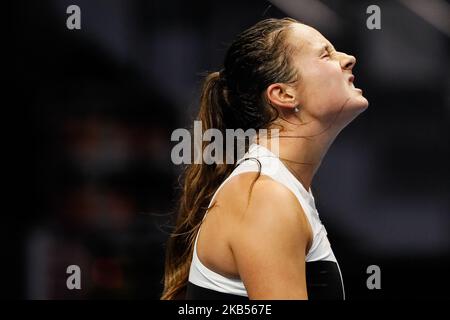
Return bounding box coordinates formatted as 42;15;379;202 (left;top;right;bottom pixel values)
229;177;313;299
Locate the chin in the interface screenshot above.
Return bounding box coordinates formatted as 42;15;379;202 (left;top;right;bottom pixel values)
336;94;369;127
347;92;369;113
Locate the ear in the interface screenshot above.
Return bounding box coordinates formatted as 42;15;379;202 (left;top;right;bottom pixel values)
266;83;298;111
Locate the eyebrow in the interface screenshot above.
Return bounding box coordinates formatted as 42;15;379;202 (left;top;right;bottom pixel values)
318;43;335;53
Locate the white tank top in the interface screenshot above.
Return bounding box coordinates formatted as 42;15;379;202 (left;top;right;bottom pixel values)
188;143;344;298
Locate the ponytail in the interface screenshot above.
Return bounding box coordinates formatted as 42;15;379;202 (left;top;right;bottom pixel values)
161;71;235;300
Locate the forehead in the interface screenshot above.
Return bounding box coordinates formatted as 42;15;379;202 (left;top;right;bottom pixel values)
288;23;333;52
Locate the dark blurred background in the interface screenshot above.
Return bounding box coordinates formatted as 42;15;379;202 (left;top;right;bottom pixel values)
11;0;449;299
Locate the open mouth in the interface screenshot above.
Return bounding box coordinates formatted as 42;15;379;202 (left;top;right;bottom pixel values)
348;75;362;92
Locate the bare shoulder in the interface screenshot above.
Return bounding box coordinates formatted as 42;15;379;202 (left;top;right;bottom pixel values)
223;172;313;299
223;172;310;230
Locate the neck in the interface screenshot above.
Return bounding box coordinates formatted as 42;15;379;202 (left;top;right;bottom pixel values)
257;119;341;190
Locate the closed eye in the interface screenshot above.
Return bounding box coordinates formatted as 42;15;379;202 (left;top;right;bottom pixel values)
319;44;335;60
321;52;330;59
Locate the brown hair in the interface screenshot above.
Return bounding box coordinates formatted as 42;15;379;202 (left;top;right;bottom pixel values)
161;17;300;300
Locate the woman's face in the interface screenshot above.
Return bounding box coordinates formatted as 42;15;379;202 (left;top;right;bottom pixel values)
287;23;369;125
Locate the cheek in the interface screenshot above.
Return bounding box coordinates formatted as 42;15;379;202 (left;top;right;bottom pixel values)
302;63;347;114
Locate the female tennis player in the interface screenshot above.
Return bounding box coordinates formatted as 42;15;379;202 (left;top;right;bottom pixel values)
161;17;368;300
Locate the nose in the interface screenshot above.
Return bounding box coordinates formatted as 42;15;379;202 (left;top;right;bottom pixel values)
340;53;356;71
